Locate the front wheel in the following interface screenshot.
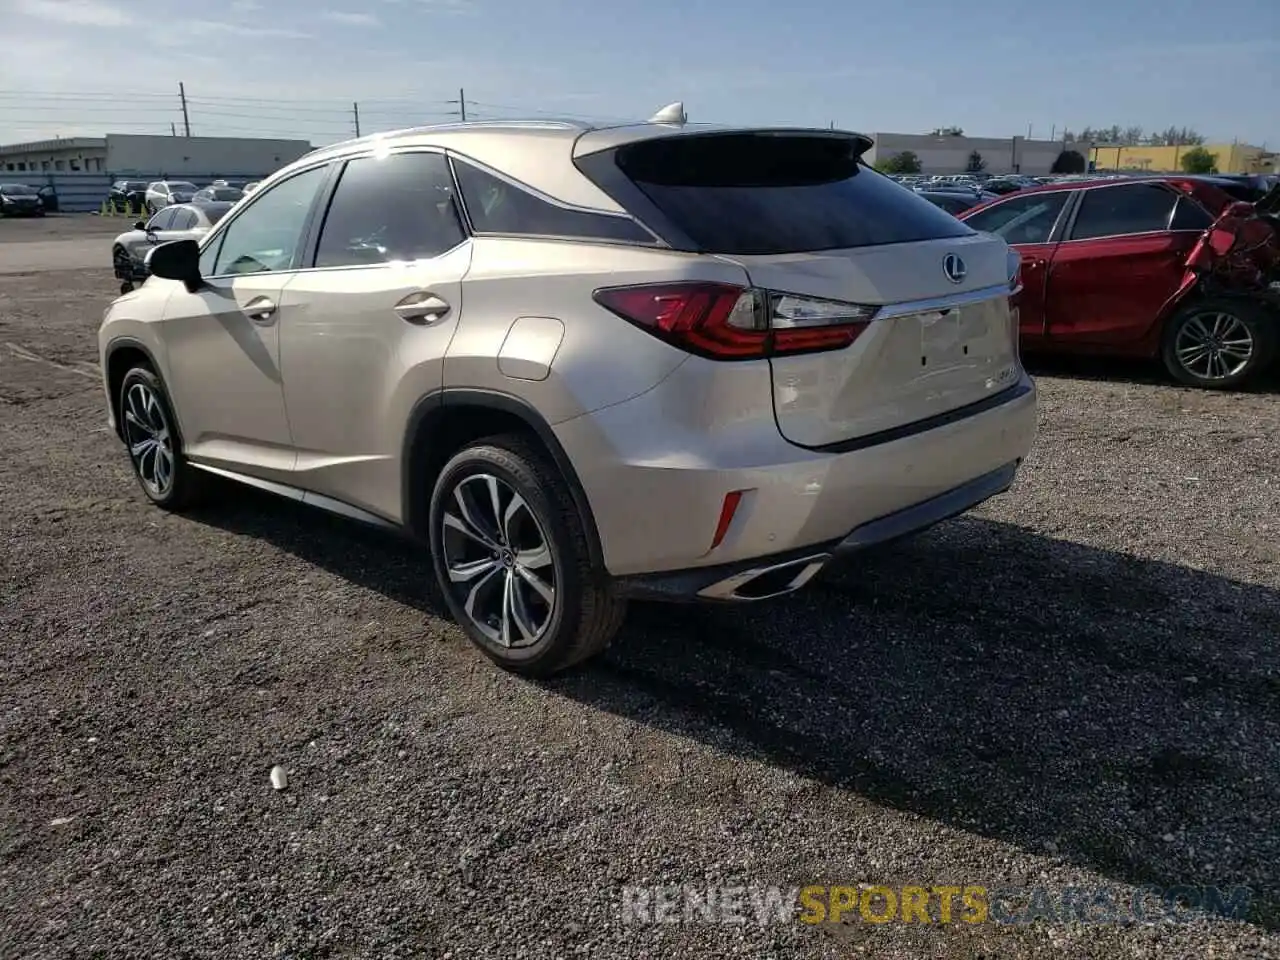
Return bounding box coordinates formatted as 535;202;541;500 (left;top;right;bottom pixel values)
1161;299;1275;389
428;435;624;676
118;366;206;510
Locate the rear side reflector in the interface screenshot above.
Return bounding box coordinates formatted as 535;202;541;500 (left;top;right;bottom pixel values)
709;490;745;551
593;282;877;360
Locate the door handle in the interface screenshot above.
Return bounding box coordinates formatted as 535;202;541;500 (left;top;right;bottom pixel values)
243;296;277;323
394;292;451;325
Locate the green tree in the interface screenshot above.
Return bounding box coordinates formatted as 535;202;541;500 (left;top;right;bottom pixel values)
1051;149;1086;174
965;150;986;173
877;151;922;174
1179;146;1217;174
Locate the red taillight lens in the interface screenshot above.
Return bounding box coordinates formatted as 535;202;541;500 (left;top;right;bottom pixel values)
593;283;875;360
592;282;766;359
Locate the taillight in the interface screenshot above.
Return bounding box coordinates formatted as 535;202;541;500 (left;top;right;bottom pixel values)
592;282;877;360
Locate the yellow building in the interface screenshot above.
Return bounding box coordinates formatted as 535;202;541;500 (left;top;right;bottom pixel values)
1090;142;1274;174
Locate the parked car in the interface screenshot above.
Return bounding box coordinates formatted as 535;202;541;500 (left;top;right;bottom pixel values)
242;181;262;195
981;179;1026;196
193;185;245;203
98;115;1037;675
917;190;988;215
109;180;150;214
0;183;45;217
144;180;199;214
959;176;1280;388
111;202;234;293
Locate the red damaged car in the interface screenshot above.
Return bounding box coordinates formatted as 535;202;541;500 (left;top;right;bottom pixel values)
959;176;1280;388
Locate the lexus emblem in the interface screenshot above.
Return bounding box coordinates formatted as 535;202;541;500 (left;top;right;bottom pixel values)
943;254;967;284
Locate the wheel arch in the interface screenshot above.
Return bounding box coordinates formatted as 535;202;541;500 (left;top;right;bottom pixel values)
103;337;163;440
401;389;605;570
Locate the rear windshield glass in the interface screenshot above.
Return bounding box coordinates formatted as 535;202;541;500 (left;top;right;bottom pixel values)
614;133;973;255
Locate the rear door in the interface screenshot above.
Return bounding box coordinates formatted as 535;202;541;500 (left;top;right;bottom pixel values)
277;149;471;518
585;131;1023;448
960;189;1072;347
1046;182;1202;345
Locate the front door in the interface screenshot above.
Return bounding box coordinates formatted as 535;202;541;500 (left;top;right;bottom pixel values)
960;189;1072;350
160;163;332;482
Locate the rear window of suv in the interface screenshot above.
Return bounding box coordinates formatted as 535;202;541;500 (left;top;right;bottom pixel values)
610;133;973;255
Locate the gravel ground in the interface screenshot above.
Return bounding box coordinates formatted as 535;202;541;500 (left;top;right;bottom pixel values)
2;220;1278;958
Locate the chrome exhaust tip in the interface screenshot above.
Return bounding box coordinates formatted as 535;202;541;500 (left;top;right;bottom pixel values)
697;553;831;601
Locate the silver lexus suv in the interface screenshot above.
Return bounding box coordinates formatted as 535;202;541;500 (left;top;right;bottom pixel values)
99;108;1038;675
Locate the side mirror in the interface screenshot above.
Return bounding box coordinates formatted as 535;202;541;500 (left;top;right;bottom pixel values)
134;220;147;231
147;239;203;292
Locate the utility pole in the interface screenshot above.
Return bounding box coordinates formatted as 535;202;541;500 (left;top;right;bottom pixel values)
1027;122;1033;140
171;122;177;137
179;82;191;137
353;101;361;137
447;88;468;122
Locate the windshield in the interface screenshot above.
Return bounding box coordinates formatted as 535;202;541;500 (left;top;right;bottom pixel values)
209;188;243;200
169;182;198;192
205;203;233;224
613;133;972;255
1;184;37;196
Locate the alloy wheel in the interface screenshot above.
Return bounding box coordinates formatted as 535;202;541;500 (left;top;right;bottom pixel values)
440;473;556;649
122;382;176;498
1174;312;1254;382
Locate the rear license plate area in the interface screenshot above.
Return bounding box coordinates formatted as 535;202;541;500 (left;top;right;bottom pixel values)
918;309;965;365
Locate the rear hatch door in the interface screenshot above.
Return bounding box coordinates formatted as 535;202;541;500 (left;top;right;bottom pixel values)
585;129;1020;448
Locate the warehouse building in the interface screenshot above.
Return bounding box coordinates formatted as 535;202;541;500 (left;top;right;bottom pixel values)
0;133;313;177
1089;142;1276;175
863;132;1073;176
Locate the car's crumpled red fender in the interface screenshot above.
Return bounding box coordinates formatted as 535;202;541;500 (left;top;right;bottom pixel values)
1157;190;1280;322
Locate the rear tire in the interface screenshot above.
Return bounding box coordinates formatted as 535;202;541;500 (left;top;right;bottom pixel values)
428;434;624;676
1161;298;1275;389
118;366;207;510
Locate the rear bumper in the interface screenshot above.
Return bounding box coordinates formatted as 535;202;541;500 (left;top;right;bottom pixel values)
557;364;1038;583
614;460;1019;601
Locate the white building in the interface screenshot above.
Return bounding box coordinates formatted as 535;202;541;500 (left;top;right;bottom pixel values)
0;134;313;177
863;132;1077;176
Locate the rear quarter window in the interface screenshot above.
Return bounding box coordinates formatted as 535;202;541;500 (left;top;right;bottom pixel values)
606;133;973;255
452;158;654;244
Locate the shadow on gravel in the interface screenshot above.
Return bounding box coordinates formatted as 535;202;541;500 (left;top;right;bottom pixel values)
550;517;1280;930
1024;353;1280;394
184;483;449;620
186;489;1280;930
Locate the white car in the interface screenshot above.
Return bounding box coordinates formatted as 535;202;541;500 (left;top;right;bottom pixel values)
144;180;199;213
242;181;262;196
111;202;235;294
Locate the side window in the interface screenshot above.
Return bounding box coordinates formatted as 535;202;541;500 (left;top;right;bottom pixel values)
211;165;328;276
314;152;465;268
170;209;196;230
147;208;176;231
964;192;1069;244
1070;184;1178;240
1170;194;1214;232
453;158;653;243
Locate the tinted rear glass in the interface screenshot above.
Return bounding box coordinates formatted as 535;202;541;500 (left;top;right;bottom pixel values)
614;133;972;255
